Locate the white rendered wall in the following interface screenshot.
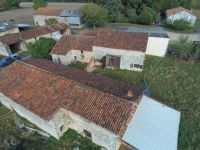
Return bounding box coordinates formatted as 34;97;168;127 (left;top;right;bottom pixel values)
167;11;196;25
146;37;169;57
34;15;59;26
0;43;12;56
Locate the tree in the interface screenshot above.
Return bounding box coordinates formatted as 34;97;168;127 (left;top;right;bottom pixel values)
46;18;58;25
80;3;108;28
33;0;47;10
3;0;21;9
126;8;139;23
139;9;154;25
173;19;193;30
27;38;56;59
103;0;124;22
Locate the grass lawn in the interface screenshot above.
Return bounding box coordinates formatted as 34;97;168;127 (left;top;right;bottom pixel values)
99;56;200;150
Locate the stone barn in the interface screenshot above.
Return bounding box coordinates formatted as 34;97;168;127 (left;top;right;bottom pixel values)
0;60;181;150
51;30;169;71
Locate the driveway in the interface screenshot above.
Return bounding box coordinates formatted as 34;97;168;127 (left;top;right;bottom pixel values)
111;23;200;41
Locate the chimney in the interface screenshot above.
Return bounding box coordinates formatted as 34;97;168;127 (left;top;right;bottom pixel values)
127;90;134;97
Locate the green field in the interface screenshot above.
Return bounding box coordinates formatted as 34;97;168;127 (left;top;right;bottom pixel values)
100;56;200;150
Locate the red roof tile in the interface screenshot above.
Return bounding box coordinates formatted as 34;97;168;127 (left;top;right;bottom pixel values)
24;59;143;101
0;61;134;135
51;35;95;55
51;30;148;55
0;33;22;45
34;7;63;16
167;7;193;16
0;23;68;45
94;31;148;52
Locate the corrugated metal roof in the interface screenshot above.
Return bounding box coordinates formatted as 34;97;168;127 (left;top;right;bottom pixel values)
122;95;181;150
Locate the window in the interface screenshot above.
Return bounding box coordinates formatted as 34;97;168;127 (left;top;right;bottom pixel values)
108;57;115;68
74;56;77;61
130;64;134;68
134;64;143;69
60;125;64;132
84;130;92;140
81;50;83;54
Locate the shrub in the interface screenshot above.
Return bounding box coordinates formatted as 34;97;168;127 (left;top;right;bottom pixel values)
27;37;56;59
126;8;139;24
80;3;108;28
3;0;21;9
139;10;154;25
173;19;193;31
33;0;47;10
116;13;129;23
168;36;193;60
46;18;58;25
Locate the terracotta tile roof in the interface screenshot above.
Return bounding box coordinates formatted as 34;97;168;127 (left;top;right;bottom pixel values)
24;59;143;101
0;61;134;135
0;23;68;45
21;23;68;40
51;35;95;55
167;7;193;16
34;7;63;16
0;33;22;45
51;31;148;55
94;31;148;52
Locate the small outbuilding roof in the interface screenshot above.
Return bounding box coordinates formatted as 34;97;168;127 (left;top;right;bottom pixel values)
60;8;80;17
34;7;64;16
123;95;181;150
167;7;193;16
150;32;169;38
0;22;17;33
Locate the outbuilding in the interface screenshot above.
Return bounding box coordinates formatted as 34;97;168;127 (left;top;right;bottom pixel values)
166;7;196;25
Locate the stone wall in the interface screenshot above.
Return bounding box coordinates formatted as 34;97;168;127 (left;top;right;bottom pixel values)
0;93;59;138
93;46;145;71
50;108;121;150
51;50;94;65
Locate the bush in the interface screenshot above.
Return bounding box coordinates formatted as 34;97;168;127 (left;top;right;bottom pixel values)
1;0;21;9
168;36;193;60
27;37;56;59
80;3;108;28
126;8;139;24
46;18;58;25
139;10;154;25
116;13;129;23
173;19;193;31
33;0;47;10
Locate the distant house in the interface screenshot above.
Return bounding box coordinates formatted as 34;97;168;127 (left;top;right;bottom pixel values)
0;23;70;56
166;7;196;25
0;60;181;150
34;7;82;28
0;22;20;36
51;30;169;72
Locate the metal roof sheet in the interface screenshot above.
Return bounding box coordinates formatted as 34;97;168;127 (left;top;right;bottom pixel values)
122;95;181;150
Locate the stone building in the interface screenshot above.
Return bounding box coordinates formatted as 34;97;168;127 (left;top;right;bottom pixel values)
34;7;82;28
0;60;181;150
166;7;196;25
51;30;169;72
0;23;70;56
